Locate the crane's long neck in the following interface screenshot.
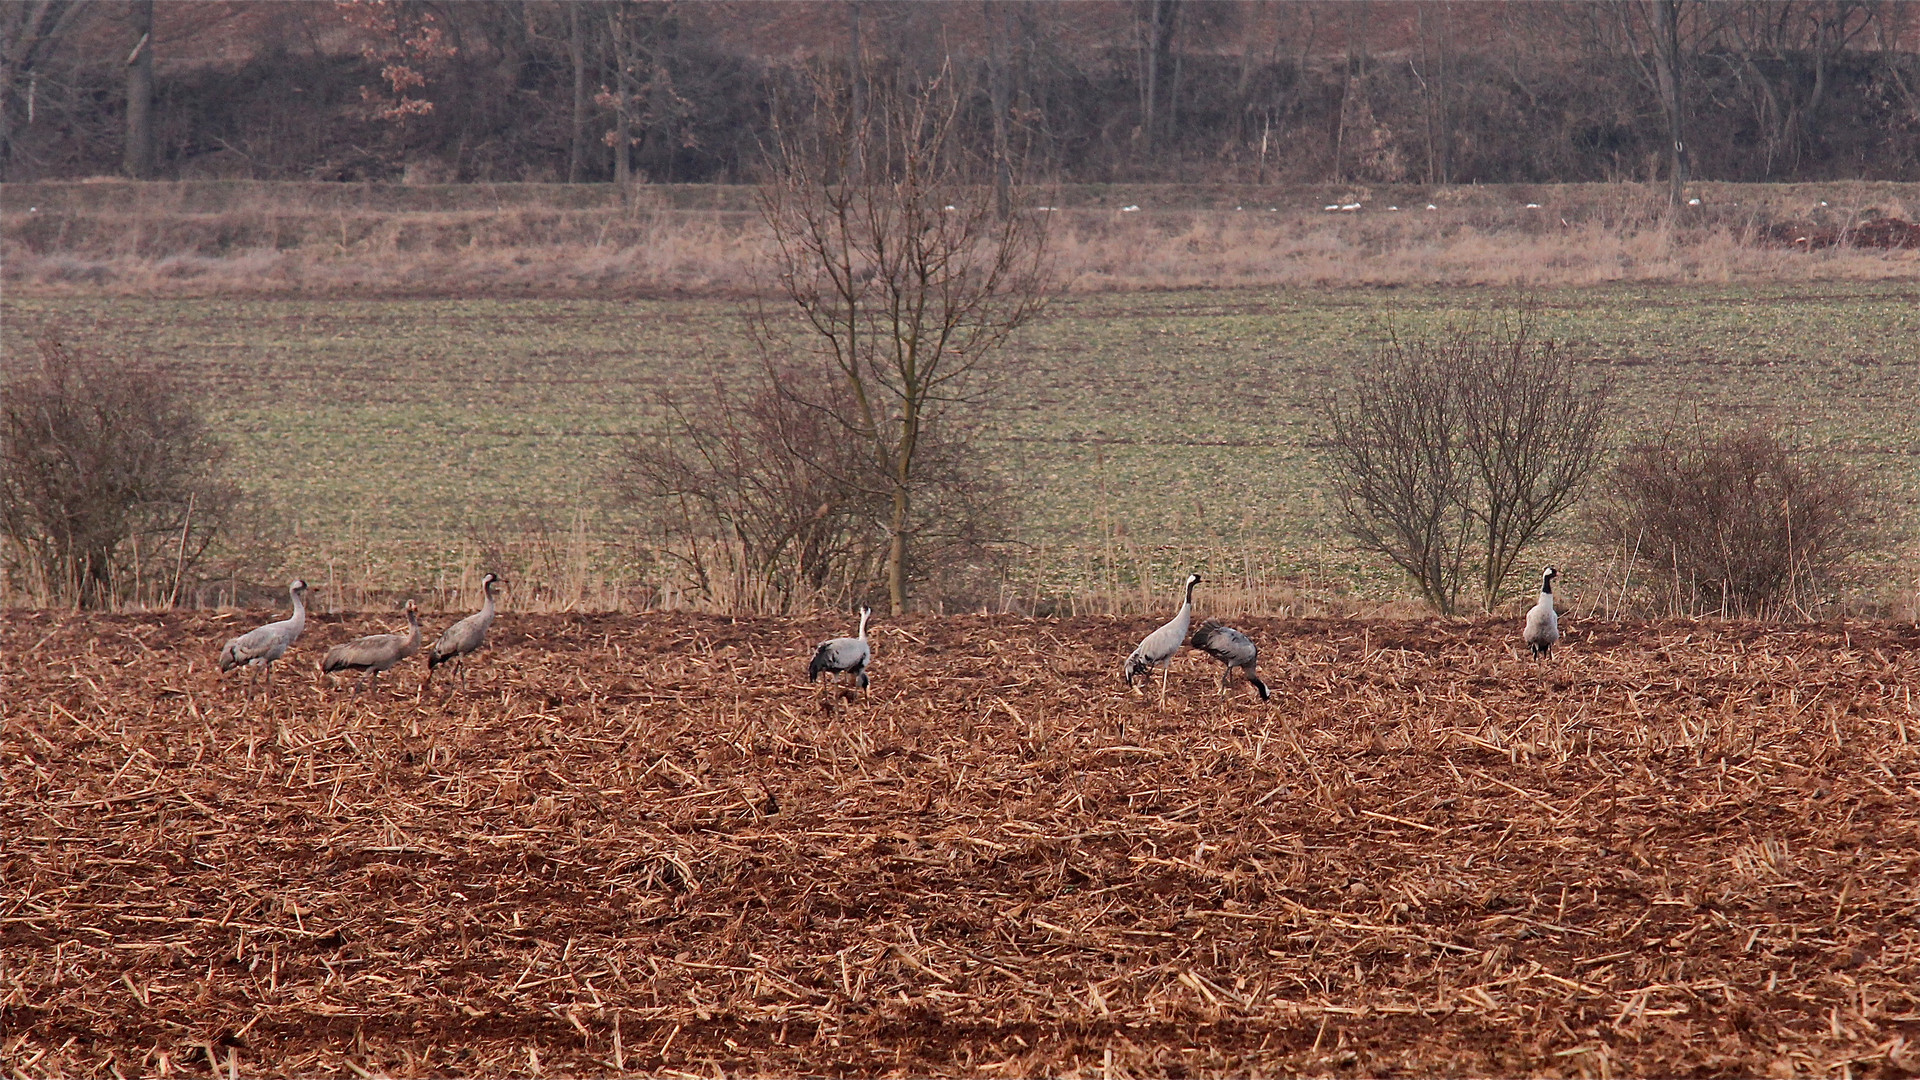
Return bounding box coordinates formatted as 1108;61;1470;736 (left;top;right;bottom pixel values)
287;587;307;634
1540;574;1555;599
857;609;871;640
405;607;421;646
478;585;497;626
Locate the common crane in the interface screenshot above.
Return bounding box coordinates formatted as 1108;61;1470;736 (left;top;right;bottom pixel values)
322;599;422;696
808;607;872;691
1523;566;1560;659
217;579;310;699
1190;620;1270;701
1124;573;1200;705
425;573;502;693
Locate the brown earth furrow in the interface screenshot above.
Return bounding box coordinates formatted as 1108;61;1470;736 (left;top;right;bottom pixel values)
2;611;1918;1076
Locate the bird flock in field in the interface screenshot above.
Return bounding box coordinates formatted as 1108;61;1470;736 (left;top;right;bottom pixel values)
216;567;1564;702
217;573;502;698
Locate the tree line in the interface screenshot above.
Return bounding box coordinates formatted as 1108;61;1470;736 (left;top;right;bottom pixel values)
3;1;1918;187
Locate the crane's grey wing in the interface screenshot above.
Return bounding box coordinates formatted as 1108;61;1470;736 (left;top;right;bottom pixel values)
324;632;404;672
430;611;484;664
1134;616;1187;667
809;637;869;679
1191;622;1257;667
827;638;870;670
220;621;288;669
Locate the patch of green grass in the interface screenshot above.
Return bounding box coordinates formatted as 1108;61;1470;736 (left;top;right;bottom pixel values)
5;283;1915;608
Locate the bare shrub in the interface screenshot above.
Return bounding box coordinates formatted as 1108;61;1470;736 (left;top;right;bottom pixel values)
1594;424;1872;617
1323;315;1613;615
0;335;237;607
613;364;1014;614
614;366;883;613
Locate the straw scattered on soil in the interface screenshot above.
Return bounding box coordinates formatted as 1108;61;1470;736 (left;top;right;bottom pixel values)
3;611;1918;1077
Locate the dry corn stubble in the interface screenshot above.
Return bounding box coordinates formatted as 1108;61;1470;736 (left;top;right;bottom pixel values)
3;610;1919;1077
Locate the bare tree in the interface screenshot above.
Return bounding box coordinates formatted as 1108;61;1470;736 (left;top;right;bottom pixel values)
0;0;92;172
758;59;1050;614
1324;317;1614;615
1610;0;1696;204
1722;0;1882;177
0;337;236;608
1324;340;1476;615
1458;321;1614;613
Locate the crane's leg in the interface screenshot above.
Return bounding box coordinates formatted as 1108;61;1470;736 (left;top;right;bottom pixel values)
1158;661;1170;708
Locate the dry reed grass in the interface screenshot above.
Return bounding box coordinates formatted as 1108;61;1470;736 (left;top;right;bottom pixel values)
5;180;1917;296
4;610;1919;1076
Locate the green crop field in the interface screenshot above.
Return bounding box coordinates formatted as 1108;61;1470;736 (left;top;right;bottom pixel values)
4;283;1916;611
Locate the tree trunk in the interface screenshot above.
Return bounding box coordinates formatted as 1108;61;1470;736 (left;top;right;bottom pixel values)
1649;0;1688;206
1166;6;1183;144
610;6;631;187
886;485;909;615
568;3;586;183
885;406;919;615
987;0;1013;218
847;1;864;178
123;0;154;179
1138;0;1177;154
1332;5;1361;182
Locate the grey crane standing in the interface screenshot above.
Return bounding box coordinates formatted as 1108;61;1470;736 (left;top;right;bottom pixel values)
425;572;502;693
217;578;310;699
322;599;423;696
1124;573;1200;705
1190;620;1270;701
808;607;872;692
1523;566;1560;659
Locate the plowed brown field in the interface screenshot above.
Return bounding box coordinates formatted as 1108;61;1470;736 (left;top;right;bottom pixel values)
3;611;1919;1078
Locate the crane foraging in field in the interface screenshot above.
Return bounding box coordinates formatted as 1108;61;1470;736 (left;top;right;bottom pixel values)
1523;566;1560;659
1124;573;1200;705
322;600;422;696
425;573;502;693
217;578;310;699
808;607;872;692
1190;620;1270;701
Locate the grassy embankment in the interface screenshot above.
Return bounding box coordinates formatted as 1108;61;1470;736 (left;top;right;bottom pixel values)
2;181;1916;614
